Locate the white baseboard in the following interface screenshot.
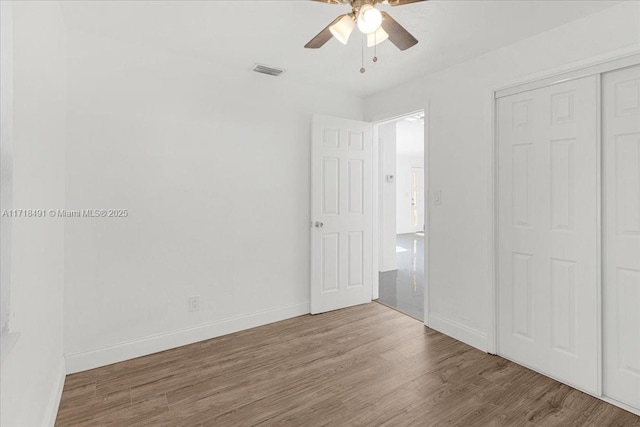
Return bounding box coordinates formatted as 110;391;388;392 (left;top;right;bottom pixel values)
427;313;488;352
43;357;66;427
65;302;310;374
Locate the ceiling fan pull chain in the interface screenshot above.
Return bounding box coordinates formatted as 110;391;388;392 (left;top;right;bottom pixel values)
373;31;378;63
360;33;366;73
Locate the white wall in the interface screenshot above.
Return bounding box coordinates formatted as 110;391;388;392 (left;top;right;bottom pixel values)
395;120;424;235
0;0;14;334
0;2;67;426
379;122;397;272
63;29;364;372
364;1;640;351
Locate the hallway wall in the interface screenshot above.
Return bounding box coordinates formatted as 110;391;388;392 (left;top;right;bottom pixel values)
379;122;397;272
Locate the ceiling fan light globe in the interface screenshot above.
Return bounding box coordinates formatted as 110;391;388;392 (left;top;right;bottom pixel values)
357;4;383;34
367;27;389;47
329;15;356;45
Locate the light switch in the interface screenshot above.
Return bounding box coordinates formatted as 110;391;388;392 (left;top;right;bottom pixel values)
434;190;442;205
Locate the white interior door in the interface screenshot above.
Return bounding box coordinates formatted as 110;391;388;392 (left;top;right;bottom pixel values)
411;167;425;232
497;76;599;393
311;115;373;314
603;64;640;410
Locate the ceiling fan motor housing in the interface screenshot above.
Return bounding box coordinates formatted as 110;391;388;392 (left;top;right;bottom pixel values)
305;0;422;51
352;0;378;9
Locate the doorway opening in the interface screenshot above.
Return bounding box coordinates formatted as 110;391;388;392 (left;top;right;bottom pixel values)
375;111;426;321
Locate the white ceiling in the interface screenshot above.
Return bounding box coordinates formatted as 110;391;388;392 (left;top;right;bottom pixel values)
60;0;621;98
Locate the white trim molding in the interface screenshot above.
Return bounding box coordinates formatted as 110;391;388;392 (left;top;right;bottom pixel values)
43;357;66;427
495;48;640;99
427;313;488;353
65;302;310;374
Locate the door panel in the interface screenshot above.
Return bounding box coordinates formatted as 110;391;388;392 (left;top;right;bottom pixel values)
603;64;640;410
311;115;373;314
321;233;340;293
321;157;340;215
498;76;599;393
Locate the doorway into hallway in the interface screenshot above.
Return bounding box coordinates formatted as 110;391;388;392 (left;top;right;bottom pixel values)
378;232;424;319
376;111;425;320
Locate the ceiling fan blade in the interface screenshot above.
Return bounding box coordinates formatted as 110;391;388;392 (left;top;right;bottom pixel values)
311;0;343;4
381;12;418;51
385;0;427;6
305;15;344;49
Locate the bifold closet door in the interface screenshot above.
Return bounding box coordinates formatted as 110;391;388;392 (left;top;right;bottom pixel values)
497;75;599;393
603;64;640;410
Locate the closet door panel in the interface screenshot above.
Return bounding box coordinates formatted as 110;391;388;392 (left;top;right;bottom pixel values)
498;75;599;393
603;64;640;410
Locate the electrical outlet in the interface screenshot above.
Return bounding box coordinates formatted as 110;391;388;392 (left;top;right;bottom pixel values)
189;296;200;312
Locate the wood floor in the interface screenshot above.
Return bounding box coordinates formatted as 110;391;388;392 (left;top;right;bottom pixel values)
56;303;640;426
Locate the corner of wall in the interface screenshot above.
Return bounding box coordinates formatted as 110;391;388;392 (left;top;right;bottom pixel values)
65;302;310;374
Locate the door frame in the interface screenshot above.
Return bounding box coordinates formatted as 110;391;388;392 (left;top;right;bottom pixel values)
489;48;640;413
372;106;429;325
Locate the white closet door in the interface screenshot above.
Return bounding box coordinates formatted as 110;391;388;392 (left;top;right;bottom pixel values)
603;64;640;410
498;76;599;393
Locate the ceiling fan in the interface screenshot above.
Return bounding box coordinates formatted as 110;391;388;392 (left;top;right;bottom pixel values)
305;0;425;51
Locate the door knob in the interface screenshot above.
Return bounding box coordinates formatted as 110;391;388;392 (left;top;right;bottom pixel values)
315;221;324;228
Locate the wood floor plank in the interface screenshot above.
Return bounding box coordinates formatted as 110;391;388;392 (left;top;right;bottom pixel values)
55;303;640;426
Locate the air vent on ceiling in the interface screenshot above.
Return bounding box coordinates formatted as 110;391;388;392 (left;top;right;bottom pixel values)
252;64;286;77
